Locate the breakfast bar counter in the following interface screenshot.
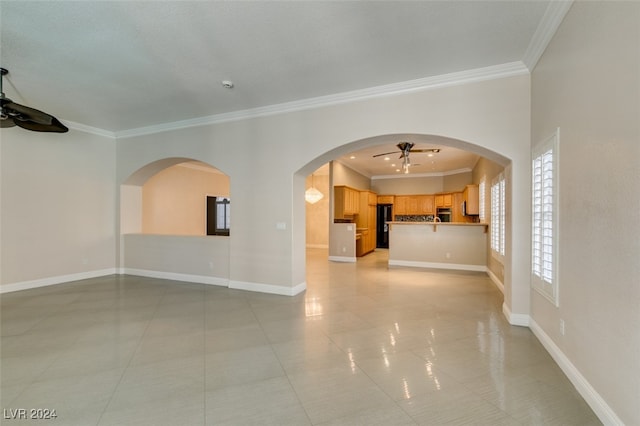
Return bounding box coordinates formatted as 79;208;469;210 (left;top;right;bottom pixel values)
388;222;487;271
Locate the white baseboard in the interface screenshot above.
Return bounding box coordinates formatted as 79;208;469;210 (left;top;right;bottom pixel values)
328;256;356;263
502;302;530;327
529;319;623;426
229;280;306;296
0;268;117;294
388;260;487;272
122;268;229;287
306;244;329;249
486;268;504;294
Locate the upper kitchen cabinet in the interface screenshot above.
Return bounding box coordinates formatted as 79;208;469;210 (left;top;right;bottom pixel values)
334;185;360;219
377;195;395;205
463;185;479;215
435;193;453;207
417;195;435;215
394;195;433;216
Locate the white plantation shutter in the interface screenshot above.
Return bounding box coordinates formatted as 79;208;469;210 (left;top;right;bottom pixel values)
479;179;486;222
532;129;559;305
499;178;505;256
491;174;505;259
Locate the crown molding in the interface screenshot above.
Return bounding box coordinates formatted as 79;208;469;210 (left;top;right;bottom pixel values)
372;168;473;180
64;120;116;139
115;61;529;139
176;162;224;175
522;1;574;71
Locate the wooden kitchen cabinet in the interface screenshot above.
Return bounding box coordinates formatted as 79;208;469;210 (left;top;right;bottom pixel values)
394;195;409;216
435;193;453;207
356;191;377;256
377;195;394;205
334;186;360;219
463;184;479;215
417;195;434;215
368;191;377;206
394;194;434;216
452;192;465;222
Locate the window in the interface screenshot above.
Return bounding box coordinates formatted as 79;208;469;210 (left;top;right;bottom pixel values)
478;178;486;222
491;173;506;259
206;196;230;236
532;129;559;305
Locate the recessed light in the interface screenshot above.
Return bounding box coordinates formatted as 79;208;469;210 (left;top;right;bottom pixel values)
384;157;390;161
221;80;234;89
350;155;356;159
391;163;396;167
427;153;434;157
396;169;401;172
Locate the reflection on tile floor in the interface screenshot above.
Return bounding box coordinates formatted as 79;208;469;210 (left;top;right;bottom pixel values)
1;249;601;425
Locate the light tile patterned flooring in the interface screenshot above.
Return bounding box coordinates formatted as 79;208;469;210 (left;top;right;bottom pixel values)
1;249;600;425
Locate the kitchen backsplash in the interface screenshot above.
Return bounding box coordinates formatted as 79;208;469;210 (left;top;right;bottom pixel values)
394;215;435;222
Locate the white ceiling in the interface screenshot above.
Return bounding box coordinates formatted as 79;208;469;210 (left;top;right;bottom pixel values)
336;140;480;178
1;1;565;174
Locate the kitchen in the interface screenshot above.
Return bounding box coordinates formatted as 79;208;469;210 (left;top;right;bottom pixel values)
305;142;505;280
332;182;487;271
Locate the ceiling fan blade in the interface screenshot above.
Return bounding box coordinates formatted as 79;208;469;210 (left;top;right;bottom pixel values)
409;148;441;153
13;116;69;133
1;117;17;128
372;150;401;158
4;101;54;125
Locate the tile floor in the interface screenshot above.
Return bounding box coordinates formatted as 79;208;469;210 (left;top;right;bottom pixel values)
1;249;600;425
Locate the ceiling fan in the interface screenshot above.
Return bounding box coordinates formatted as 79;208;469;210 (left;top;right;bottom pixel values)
372;142;440;159
0;67;68;133
373;142;440;174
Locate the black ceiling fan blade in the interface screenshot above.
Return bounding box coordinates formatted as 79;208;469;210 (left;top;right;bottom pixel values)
4;101;54;125
1;117;17;128
372;150;401;158
13;116;69;133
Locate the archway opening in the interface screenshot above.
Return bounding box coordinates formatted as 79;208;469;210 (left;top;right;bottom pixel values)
296;133;511;298
119;157;231;287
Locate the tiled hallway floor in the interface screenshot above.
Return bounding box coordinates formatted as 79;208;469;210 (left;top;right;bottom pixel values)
1;249;600;425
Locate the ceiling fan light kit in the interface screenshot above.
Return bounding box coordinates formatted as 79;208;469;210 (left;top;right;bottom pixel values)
0;68;68;133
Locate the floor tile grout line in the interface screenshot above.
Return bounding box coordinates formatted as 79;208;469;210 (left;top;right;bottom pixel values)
245;294;315;426
94;280;170;426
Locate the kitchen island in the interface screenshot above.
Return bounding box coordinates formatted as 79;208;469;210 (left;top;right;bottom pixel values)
388;222;488;271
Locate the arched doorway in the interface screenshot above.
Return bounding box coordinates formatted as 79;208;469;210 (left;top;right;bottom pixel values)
296;133;523;324
119;157;231;287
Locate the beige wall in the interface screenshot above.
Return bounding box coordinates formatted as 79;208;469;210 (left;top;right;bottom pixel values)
305;172;329;248
331;161;371;190
371;170;472;195
531;2;639;424
472;157;505;285
442;171;473;192
142;163;229;235
389;223;486;269
123;234;229;284
1;128;116;286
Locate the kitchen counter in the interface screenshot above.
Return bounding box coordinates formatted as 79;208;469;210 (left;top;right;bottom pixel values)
388;221;488;233
388;221;487;271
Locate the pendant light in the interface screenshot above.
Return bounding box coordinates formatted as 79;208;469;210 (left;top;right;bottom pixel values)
305;174;324;204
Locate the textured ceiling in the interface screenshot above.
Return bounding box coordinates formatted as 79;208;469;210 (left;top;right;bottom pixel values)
1;1;552;134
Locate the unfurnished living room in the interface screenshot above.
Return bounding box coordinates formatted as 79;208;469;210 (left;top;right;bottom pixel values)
1;2;638;425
